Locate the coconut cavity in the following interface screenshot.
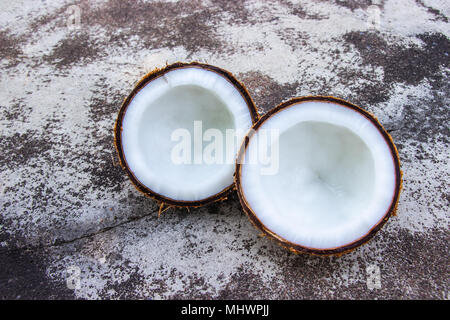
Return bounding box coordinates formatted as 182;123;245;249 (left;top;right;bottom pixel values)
238;98;400;252
119;64;255;204
136;85;234;192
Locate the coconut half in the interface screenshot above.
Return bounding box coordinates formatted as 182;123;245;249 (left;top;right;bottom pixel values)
235;96;402;255
115;62;258;207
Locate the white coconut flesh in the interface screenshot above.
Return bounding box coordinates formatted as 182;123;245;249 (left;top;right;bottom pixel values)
240;101;397;250
121;67;253;202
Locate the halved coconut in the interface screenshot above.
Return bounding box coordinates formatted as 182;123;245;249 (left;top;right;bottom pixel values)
235;96;402;255
115;62;258;207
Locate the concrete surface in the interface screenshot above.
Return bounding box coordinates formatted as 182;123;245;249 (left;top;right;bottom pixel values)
0;0;449;299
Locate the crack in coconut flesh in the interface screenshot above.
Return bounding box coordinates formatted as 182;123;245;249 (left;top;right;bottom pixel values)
115;63;257;206
236;97;401;255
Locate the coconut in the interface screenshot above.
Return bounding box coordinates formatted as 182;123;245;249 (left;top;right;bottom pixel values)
115;62;258;208
235;96;402;255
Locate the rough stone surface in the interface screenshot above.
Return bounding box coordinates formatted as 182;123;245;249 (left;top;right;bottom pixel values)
0;0;449;299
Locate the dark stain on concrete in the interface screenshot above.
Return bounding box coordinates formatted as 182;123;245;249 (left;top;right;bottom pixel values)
398;93;449;144
0;223;74;300
1;99;32;123
76;120;126;193
30;0;343;71
216;265;275;299
344;31;450;86
31;182;55;213
79;0;226;55
351;82;391;106
161;12;222;54
88;83;124;123
0;30;23;67
87;145;125;193
210;0;251;24
29;0;252;63
238;71;299;114
270;0;329;20
101;268;147;299
85;86;127;192
44;33;102;68
373;228;449;299
287;1;329;20
29;5;67;31
333;0;377;11
0;131;53;169
0;247;75;299
168;271;216;299
277;28;311;50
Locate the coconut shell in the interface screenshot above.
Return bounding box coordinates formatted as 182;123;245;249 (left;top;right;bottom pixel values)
114;62;259;208
235;96;402;256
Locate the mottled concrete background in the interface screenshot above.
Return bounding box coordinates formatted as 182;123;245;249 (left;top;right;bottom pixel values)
0;0;449;299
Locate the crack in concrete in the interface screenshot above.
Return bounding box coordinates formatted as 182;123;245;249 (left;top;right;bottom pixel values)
2;208;160;253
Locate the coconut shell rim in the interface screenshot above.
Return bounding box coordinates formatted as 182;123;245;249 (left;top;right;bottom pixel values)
235;95;403;256
114;61;259;207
